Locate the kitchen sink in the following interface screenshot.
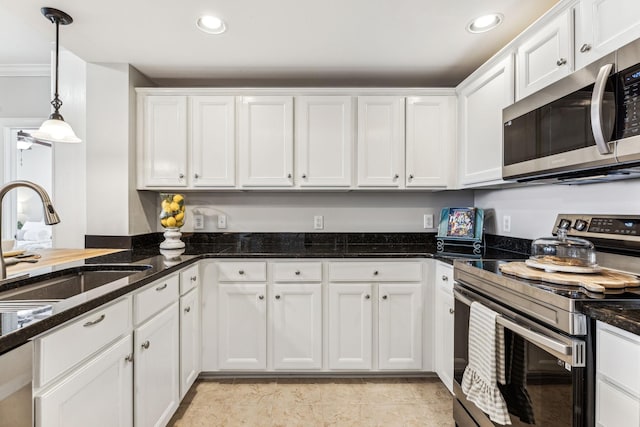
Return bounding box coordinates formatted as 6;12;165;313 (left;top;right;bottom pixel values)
0;264;152;302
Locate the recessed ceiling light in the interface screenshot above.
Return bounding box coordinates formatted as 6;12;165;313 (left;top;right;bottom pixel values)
466;13;503;33
197;15;227;34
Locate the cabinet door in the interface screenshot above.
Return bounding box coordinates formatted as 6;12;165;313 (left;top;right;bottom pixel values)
405;96;455;188
140;95;188;187
516;9;573;100
135;303;180;427
457;54;515;186
378;283;423;370
190;96;236;187
217;283;267;369
295;96;353;187
35;335;133;427
239;96;294;187
357;96;405;187
575;0;640;70
328;283;373;370
434;262;454;394
179;288;201;400
271;283;322;369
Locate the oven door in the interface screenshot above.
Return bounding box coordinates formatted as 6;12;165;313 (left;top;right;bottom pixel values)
453;285;592;427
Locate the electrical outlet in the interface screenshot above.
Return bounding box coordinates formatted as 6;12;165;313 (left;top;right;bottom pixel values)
217;214;227;229
423;214;434;229
313;215;324;230
503;215;511;233
193;214;204;230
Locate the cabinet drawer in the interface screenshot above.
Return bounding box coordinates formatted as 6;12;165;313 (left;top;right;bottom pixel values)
272;262;322;282
134;274;179;325
217;262;266;282
35;297;131;388
329;262;422;282
180;264;199;295
597;322;640;396
597;377;640;427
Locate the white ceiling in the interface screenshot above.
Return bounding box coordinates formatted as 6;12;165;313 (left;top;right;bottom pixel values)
0;0;560;86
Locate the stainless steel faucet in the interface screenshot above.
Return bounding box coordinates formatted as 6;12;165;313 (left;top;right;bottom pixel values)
0;181;60;279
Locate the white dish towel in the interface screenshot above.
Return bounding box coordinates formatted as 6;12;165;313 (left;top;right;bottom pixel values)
461;301;511;425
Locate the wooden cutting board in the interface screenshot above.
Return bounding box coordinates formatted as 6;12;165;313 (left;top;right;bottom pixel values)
499;261;640;293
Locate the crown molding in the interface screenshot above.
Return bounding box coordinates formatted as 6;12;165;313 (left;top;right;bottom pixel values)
0;64;50;77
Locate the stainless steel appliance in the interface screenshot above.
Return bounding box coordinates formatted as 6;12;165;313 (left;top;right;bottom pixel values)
453;214;640;427
502;38;640;183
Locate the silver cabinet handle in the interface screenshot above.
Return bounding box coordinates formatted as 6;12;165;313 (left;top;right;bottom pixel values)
365;294;371;300
184;306;191;313
591;63;614;155
449;308;454;314
556;58;567;66
125;353;134;363
295;270;301;275
238;270;245;275
83;314;105;327
258;295;264;300
580;43;591;53
141;340;150;349
156;283;168;291
275;295;281;300
179;173;185;179
194;173;199;179
190;276;197;282
373;270;379;276
442;275;449;281
382;295;388;300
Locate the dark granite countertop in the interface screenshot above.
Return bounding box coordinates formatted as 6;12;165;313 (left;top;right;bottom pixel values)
582;303;640;336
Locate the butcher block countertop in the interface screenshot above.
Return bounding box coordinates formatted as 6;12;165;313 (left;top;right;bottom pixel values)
5;248;124;277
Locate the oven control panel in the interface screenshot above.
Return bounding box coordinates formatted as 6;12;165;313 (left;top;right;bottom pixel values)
554;214;640;242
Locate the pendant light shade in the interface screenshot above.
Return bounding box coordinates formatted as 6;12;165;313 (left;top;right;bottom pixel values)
34;7;81;144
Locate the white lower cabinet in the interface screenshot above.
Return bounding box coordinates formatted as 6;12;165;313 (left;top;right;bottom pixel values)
217;283;267;370
271;283;322;370
378;283;423;370
434;261;454;393
35;335;133;427
596;321;640;427
134;302;180;427
328;283;373;370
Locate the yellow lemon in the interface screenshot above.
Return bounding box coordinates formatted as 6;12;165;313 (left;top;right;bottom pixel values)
169;202;180;212
181;205;186;212
176;220;184;227
175;212;184;221
166;216;177;227
173;194;184;203
160;218;168;227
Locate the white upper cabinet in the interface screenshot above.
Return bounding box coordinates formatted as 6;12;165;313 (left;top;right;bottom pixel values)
575;0;640;70
405;96;456;188
457;54;515;187
239;96;294;187
295;96;353;187
357;96;405;187
190;96;236;187
139;95;188;188
516;8;573;101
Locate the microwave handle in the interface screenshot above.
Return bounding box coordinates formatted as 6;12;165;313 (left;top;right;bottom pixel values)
591;63;614;155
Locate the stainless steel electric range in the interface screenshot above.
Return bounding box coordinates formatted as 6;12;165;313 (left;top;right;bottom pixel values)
452;214;640;427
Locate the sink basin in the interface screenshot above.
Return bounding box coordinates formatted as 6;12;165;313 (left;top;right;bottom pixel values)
0;264;152;302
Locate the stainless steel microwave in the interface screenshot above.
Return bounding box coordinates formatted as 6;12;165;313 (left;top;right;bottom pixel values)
502;38;640;183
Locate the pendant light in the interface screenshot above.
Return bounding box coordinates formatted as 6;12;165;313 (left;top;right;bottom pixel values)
31;7;81;144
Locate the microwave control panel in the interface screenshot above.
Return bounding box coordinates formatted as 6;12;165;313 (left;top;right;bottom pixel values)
619;64;640;138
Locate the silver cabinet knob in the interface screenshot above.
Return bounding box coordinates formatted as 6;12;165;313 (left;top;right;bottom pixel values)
125;354;134;363
287;173;292;179
238;270;245;275
382;295;388;300
194;173;199;179
449;308;455;314
580;43;591;53
393;174;399;179
184;306;191;313
141;340;150;349
556;58;567;66
408;174;414;180
191;276;197;282
295;270;301;275
302;174;307;179
373;270;379;276
179;173;185;179
442;275;449;281
365;294;371;300
275;295;281;300
258;295;264;300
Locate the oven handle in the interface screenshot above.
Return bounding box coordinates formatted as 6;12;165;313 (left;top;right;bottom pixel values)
453;288;585;367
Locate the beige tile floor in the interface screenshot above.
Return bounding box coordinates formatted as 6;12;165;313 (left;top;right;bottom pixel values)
169;377;454;427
